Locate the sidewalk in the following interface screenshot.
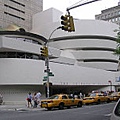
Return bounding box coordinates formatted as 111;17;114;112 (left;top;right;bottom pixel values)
0;104;43;111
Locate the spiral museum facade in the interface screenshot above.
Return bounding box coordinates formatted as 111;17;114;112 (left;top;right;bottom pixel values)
0;8;120;103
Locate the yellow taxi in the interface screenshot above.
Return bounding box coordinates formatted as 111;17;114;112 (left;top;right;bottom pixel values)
83;92;110;105
40;94;83;110
109;92;120;101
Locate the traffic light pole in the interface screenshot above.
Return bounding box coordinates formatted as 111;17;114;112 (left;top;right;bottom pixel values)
45;56;50;98
44;27;61;98
42;40;50;98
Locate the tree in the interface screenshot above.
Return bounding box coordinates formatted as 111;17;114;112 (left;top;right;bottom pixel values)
114;32;120;55
114;30;120;71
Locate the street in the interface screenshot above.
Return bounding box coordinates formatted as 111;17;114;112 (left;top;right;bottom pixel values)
0;102;116;120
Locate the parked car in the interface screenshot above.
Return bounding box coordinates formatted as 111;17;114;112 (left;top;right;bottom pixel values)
83;92;110;105
110;99;120;120
40;94;83;110
109;92;120;101
0;94;3;105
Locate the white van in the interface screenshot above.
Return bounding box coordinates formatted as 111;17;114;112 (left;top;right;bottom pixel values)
111;99;120;120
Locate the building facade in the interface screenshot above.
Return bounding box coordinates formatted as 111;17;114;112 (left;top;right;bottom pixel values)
0;0;43;31
0;0;120;104
0;8;120;104
95;2;120;26
33;8;119;71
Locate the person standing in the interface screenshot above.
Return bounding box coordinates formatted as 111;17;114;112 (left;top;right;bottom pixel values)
36;91;41;105
33;93;38;108
79;92;83;99
26;92;33;108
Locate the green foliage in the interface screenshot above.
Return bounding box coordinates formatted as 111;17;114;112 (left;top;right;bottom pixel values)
114;32;120;55
114;48;120;55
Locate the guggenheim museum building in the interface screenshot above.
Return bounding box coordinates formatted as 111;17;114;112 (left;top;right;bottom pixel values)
0;8;120;104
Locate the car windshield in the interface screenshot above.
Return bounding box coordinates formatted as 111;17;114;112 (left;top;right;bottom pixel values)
49;95;59;99
111;92;117;96
90;93;96;97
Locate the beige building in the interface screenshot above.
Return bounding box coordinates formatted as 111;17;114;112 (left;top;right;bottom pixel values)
0;0;43;31
95;2;120;26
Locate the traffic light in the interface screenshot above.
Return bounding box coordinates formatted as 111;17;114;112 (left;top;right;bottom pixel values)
69;16;75;32
40;46;48;57
61;15;69;31
61;15;75;32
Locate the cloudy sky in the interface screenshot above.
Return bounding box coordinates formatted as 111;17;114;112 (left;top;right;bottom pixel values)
43;0;119;19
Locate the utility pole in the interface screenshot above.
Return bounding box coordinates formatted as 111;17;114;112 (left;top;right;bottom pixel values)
66;0;102;12
60;0;102;32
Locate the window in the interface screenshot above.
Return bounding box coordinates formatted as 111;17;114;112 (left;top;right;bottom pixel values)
9;0;25;7
62;95;68;99
0;52;40;60
118;11;120;15
4;4;25;13
4;12;25;21
49;95;59;99
115;100;120;116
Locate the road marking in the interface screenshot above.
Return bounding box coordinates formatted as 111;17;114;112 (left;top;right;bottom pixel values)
104;113;112;117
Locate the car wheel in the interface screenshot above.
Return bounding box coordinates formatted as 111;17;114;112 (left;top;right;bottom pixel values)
77;102;82;107
107;98;110;103
59;103;64;110
97;99;101;104
67;106;71;109
47;107;52;110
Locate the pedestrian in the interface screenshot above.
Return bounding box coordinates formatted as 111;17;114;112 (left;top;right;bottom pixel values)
33;93;38;108
36;91;41;105
79;92;83;99
26;92;33;108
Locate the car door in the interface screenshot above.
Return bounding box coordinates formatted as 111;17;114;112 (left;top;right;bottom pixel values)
98;93;104;102
68;95;75;106
62;95;71;106
111;99;120;120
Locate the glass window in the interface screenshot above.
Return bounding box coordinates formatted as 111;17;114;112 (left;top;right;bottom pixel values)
118;11;120;15
115;101;120;116
49;95;59;99
62;95;68;99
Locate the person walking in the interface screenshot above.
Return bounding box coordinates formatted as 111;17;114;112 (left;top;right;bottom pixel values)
26;92;33;108
33;93;38;108
36;91;41;106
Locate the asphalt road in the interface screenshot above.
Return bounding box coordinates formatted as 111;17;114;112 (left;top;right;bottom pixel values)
0;102;116;120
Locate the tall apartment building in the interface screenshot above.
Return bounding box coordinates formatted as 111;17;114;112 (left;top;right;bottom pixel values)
0;0;43;31
95;2;120;26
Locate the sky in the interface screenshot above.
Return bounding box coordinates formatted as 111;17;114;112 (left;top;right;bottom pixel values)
43;0;119;19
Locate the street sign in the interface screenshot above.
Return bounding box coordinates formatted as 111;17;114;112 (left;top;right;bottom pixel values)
48;72;54;76
43;76;48;81
44;69;50;73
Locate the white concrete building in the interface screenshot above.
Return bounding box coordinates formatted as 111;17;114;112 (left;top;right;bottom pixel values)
0;8;120;104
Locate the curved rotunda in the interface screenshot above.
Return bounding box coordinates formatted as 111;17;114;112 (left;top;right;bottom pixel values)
32;8;119;71
49;34;118;71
